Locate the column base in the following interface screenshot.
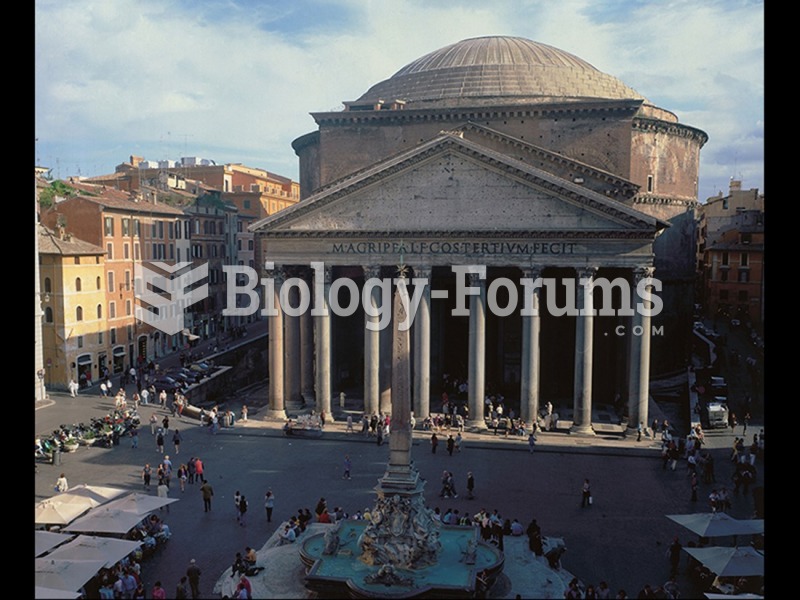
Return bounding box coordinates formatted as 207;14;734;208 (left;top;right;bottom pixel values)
286;394;305;411
569;424;596;436
466;418;488;430
263;409;288;421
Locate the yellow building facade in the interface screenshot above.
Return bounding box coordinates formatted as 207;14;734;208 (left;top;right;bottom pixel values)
39;225;109;390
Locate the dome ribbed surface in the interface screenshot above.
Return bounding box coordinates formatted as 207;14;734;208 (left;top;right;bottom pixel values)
356;36;645;107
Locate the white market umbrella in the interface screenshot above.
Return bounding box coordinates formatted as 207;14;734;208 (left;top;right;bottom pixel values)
62;507;151;535
34;586;82;599
47;535;142;568
34;557;107;594
99;491;179;516
35;530;75;557
35;500;94;527
55;484;128;505
667;513;763;538
684;546;764;577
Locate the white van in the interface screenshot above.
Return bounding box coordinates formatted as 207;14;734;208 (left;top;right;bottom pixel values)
706;400;729;429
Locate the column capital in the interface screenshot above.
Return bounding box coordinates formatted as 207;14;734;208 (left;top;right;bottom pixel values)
632;265;656;282
412;265;432;279
266;265;286;284
520;266;543;280
467;271;486;287
319;265;333;285
575;266;598;280
363;265;382;279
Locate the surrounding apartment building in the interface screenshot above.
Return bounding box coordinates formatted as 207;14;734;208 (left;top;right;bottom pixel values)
40;180;190;366
88;155;300;274
38;223;108;390
696;179;765;330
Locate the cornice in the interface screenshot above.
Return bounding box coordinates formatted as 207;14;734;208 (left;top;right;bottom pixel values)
632;117;708;147
312;99;643;127
633;194;699;208
259;229;655;240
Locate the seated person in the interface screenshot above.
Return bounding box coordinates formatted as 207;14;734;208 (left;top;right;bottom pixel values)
510;519;524;536
231;552;247;577
244;547;257;569
279;524;297;545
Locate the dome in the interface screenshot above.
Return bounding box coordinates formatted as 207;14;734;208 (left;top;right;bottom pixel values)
356;36;648;108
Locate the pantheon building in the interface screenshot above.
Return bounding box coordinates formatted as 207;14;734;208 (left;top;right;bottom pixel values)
251;36;707;433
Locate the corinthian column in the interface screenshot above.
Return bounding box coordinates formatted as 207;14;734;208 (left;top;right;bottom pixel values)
571;267;596;435
412;266;431;421
627;266;655;433
283;268;303;410
266;266;286;420
467;272;487;428
315;265;332;417
520;267;542;424
363;265;382;416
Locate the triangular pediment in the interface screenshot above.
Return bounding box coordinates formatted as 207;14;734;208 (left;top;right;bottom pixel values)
251;134;664;237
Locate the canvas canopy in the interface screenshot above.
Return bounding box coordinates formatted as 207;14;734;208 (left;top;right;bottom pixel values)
46;535;142;568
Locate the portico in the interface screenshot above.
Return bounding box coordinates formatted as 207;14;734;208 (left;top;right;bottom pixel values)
251;132;665;434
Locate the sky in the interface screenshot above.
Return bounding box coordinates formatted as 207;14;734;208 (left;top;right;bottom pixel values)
35;0;764;202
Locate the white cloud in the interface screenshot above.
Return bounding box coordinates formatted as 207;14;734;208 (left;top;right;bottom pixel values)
35;0;763;198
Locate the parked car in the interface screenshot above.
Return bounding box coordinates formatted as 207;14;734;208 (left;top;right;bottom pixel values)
189;361;212;374
152;376;186;394
172;368;202;384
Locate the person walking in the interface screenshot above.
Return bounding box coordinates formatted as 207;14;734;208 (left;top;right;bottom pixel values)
238;494;248;527
431;433;439;454
581;478;592;508
234;491;242;519
466;471;475;499
186;559;202;599
173;429;182;454
264;489;275;523
142;464;152;490
690;471;698;502
156;429;165;454
200;479;214;512
742;412;750;436
130;425;139;449
528;432;537;453
55;473;69;493
149;413;158;435
241;404;248;422
446;435;455;456
151;581;166;600
455;432;463;453
68;378;78;397
187;457;197;485
667;537;682;578
177;463;188;493
175;576;190;599
157;478;170;513
343;455;352;479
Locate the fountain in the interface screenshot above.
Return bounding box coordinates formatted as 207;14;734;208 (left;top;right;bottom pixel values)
300;268;504;598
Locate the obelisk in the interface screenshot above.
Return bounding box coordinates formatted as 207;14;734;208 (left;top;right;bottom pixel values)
359;268;440;570
375;269;423;494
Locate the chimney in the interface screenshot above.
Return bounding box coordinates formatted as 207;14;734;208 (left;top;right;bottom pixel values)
729;178;742;193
